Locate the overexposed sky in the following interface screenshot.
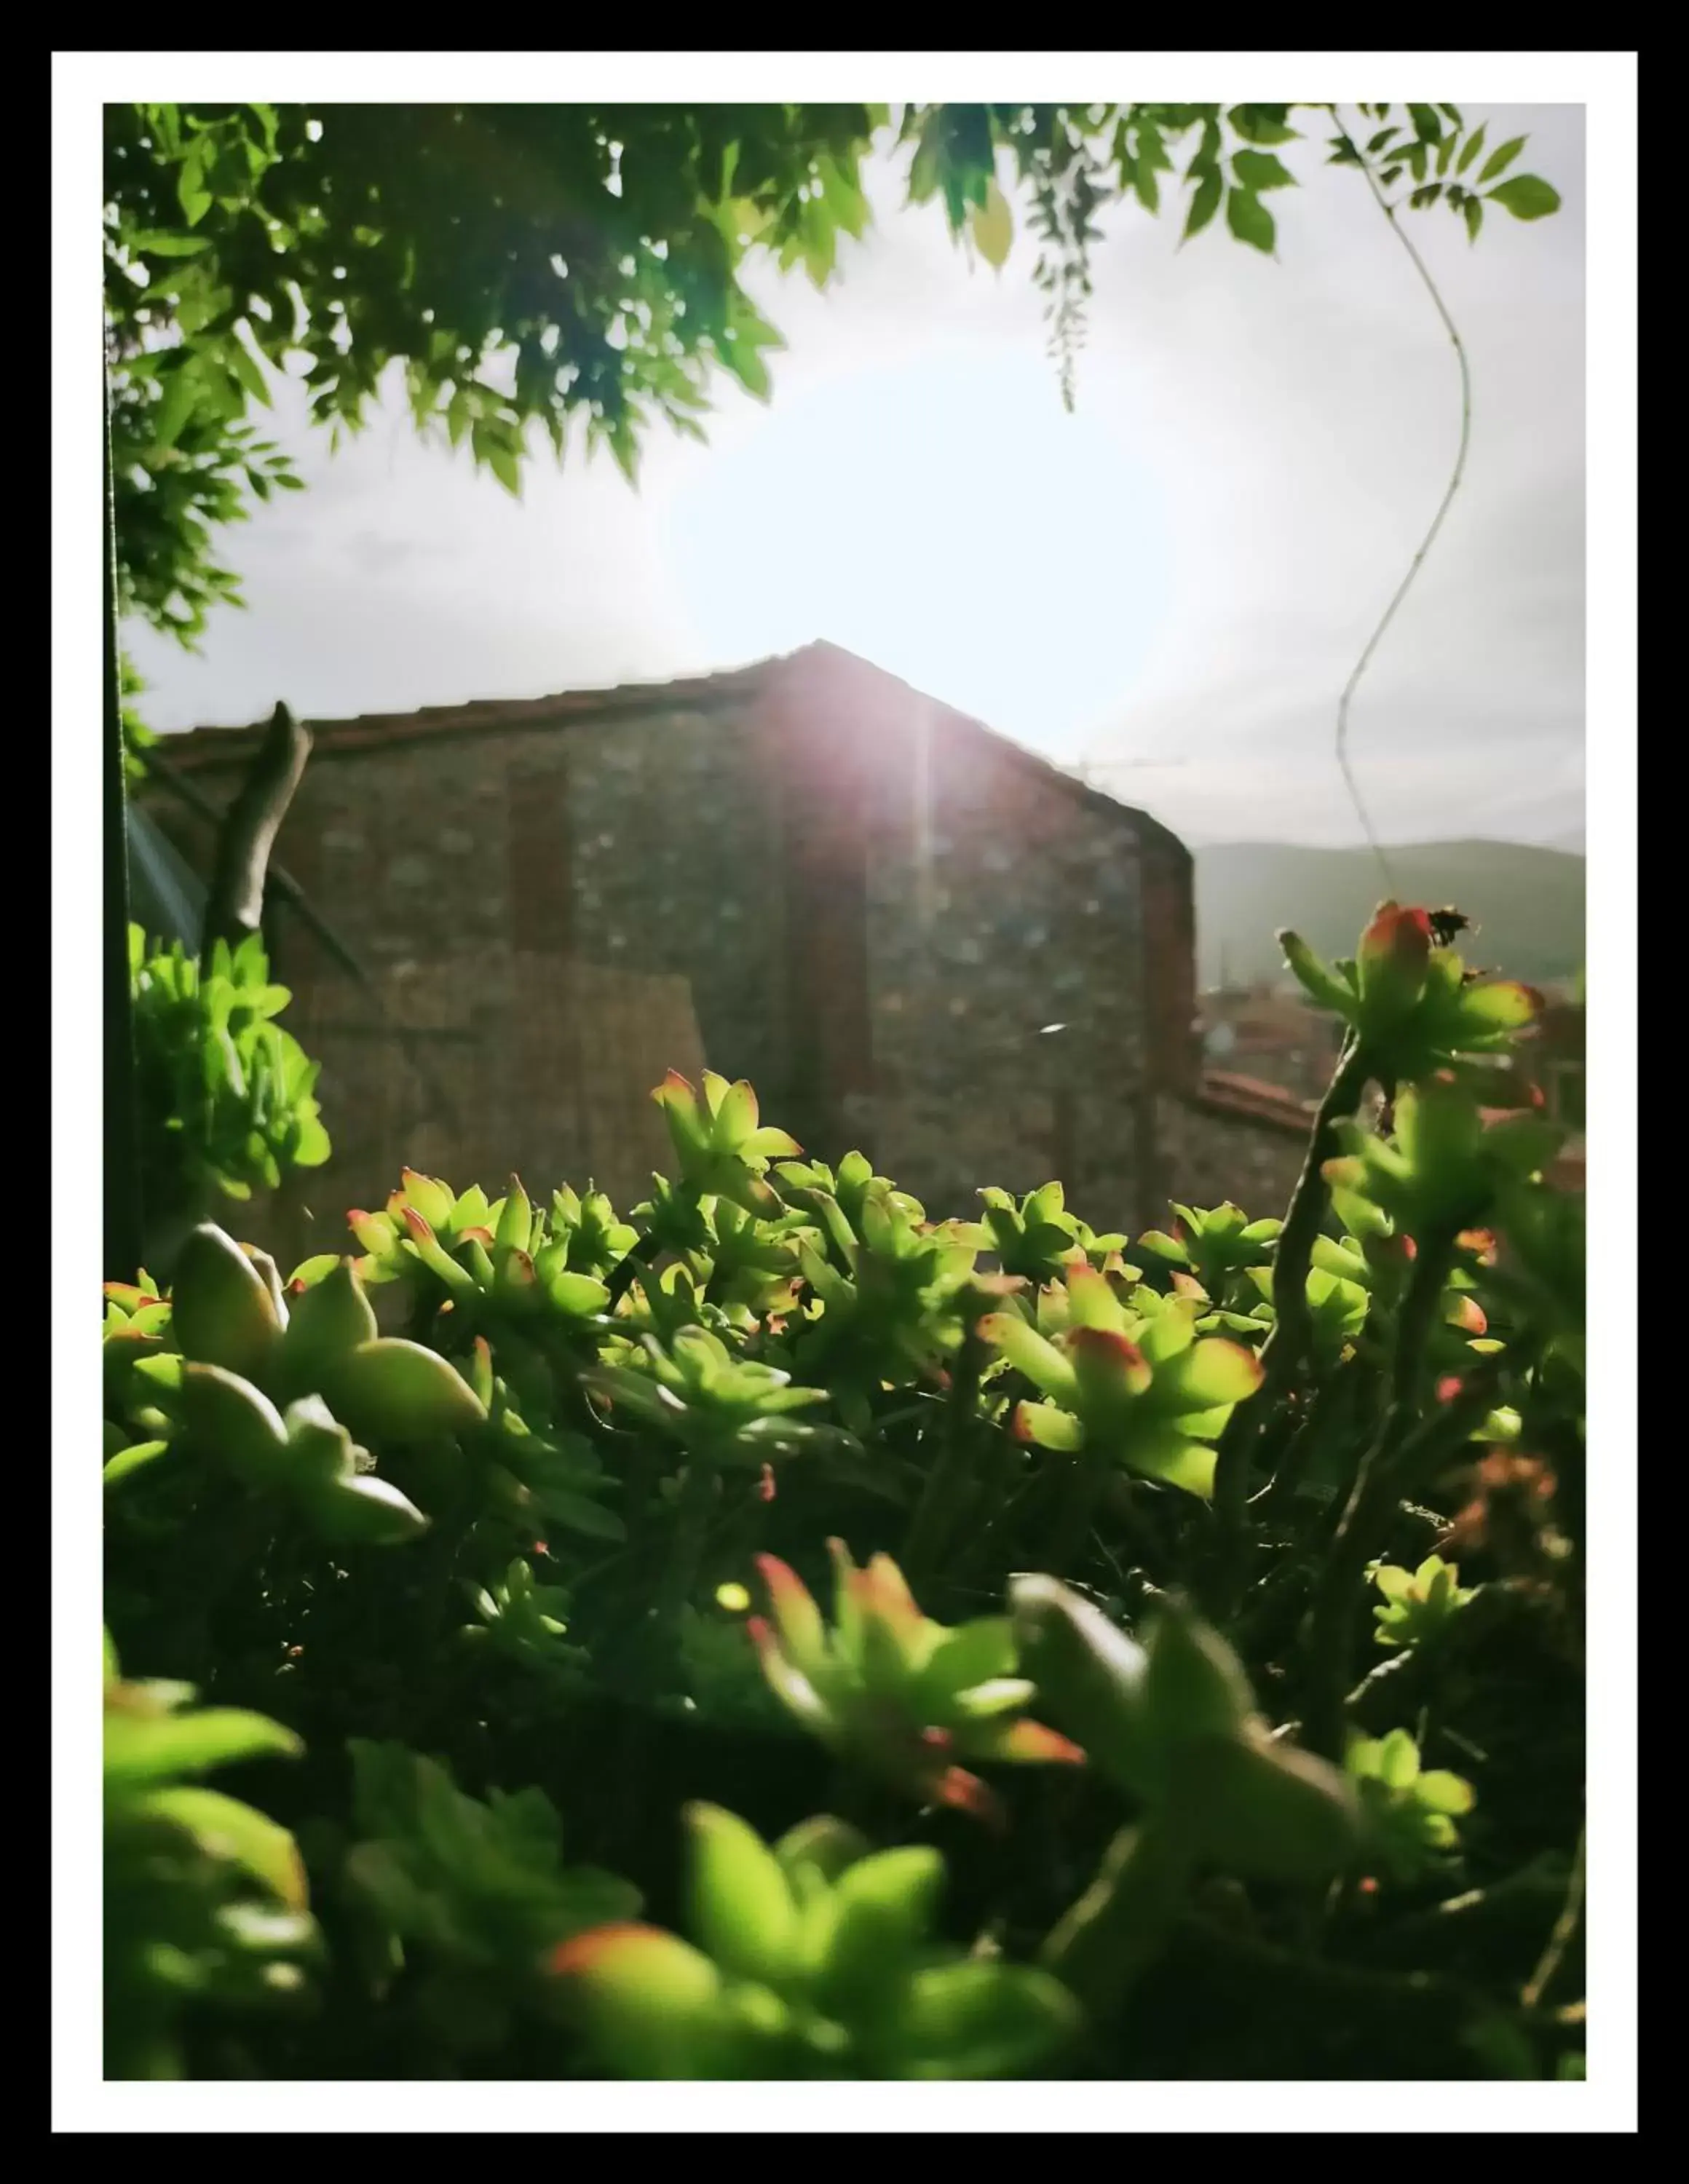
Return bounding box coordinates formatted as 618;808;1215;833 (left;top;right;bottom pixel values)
126;103;1586;850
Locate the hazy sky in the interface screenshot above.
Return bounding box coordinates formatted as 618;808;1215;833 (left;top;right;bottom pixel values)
127;103;1586;850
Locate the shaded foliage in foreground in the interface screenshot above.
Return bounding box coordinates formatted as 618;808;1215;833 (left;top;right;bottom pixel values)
102;903;1584;2080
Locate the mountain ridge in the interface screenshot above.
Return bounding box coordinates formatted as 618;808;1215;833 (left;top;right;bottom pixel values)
1193;838;1586;990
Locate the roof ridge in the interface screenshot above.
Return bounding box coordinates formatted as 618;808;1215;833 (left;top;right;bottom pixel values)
149;644;1187;854
157;652;794;766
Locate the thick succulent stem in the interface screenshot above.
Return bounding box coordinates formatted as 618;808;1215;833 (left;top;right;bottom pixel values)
655;1449;719;1642
901;1328;986;1585
1041;1818;1193;2021
1207;1039;1372;1620
1302;1367;1497;1761
104;387;143;1285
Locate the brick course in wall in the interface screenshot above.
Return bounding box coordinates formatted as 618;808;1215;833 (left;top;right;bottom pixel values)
145;642;1288;1246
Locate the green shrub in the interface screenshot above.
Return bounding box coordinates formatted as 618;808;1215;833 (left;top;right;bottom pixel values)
129;927;330;1260
100;903;1586;2081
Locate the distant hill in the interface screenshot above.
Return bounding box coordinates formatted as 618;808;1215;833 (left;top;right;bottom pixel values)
1193;840;1586;991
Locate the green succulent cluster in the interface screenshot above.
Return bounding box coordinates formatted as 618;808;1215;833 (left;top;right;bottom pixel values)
129;927;330;1250
1370;1554;1477;1650
1326;1077;1563;1245
1136;1200;1281;1298
748;1543;1083;1823
778;1151;989;1428
652;1068;804;1217
1010;1580;1358;2017
976;1180;1129;1285
98;900;1584;2084
1346;1730;1476;1883
1281;901;1542;1089
104;1224;484;1546
981;1265;1265;1499
584;1325;839;1473
344;1741;638;1980
346;1170;616;1329
103;1631;317;2079
551;1804;1080;2079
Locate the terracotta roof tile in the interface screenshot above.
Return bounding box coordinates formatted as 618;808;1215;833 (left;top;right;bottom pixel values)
1195;1070;1318;1136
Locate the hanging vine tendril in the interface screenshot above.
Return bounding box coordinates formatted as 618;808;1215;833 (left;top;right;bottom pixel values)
1328;103;1479;889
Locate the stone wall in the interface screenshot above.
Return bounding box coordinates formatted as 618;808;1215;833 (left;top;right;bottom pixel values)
1154;1084;1314;1229
145;700;771;1224
858;702;1147;1229
145;646;1197;1241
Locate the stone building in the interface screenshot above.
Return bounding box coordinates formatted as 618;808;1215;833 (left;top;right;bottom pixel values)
144;641;1318;1243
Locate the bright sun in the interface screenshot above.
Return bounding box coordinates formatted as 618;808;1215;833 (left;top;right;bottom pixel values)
664;348;1173;756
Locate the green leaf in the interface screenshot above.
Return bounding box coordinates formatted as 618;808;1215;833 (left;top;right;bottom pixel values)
177;157;212;226
137;1785;309;1907
1232;149;1294;193
534;1488;625;1543
126;229;213;257
1407;104;1444;143
307;1472;431;1546
277;1260;377;1394
1455;980;1540;1033
1143;1606;1253;1747
969;178;1013;269
818;1847;945;2009
1009;1575;1154;1803
914;1618;1019;1706
1126;1433;1217;1497
710;1077;760;1152
1160;1338;1264;1411
487;440;521;496
225;331;272;408
180;1361;290;1487
1170;1735;1357;1881
1225;186;1275;254
685;1803;797;1985
103;1439;173;1489
1375;1728;1421;1789
1227;105;1299;146
1014;1399;1085;1452
1478;135;1526;184
151;359;202;453
1487;174;1561;221
892;1960;1079;2078
1417;1769;1476;1815
106;1704;301;1789
495;1176;534;1257
1464;197;1484;244
774;1816;872;1891
550;1925;727;2078
172;1224;285;1380
325;1338;488;1443
978;1313;1079;1401
1457;124;1487;175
